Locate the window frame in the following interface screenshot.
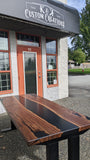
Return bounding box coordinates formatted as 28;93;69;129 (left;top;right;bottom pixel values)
0;29;12;95
16;32;41;48
46;38;58;88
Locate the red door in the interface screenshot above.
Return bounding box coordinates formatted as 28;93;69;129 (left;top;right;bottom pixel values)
17;46;43;97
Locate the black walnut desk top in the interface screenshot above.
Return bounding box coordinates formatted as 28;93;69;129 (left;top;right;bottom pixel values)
1;94;90;146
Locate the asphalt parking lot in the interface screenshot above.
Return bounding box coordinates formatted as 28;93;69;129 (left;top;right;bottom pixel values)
69;75;90;98
0;75;90;160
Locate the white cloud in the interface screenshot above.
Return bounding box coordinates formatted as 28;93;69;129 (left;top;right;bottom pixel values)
67;0;86;12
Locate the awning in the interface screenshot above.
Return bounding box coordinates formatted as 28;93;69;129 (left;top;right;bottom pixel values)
0;0;80;37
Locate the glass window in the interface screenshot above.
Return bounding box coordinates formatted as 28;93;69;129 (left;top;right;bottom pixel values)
46;39;56;54
0;52;10;71
47;56;56;70
0;73;11;91
24;52;37;94
46;38;58;87
47;71;57;85
17;33;40;47
0;30;11;93
0;31;8;50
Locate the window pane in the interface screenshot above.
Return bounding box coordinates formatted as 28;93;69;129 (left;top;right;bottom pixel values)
0;73;11;91
24;52;37;94
17;33;40;47
0;52;10;71
0;31;8;50
47;56;56;70
46;39;56;54
47;71;57;85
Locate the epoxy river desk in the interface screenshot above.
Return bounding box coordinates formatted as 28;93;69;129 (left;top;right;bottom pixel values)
1;94;90;160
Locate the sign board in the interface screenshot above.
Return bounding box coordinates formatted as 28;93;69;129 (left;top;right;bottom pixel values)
0;0;80;34
25;1;65;29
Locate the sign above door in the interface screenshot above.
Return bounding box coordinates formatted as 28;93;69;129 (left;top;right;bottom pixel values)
25;1;65;29
0;0;79;35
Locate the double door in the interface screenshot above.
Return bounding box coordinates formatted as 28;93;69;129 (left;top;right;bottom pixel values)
17;46;43;97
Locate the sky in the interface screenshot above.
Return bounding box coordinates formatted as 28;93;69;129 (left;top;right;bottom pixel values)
67;0;86;13
67;0;86;47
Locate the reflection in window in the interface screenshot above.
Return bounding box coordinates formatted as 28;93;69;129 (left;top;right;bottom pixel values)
0;31;8;50
0;52;10;71
47;56;56;70
24;53;36;72
17;33;40;47
24;52;37;94
47;71;57;85
46;38;57;86
46;39;56;54
0;73;11;91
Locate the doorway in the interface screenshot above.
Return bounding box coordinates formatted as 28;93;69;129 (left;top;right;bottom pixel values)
17;46;43;97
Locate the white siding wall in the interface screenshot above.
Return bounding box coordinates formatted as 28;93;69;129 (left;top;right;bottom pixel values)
58;38;68;99
58;0;68;99
9;31;19;96
41;37;59;101
41;0;68;101
41;36;68;101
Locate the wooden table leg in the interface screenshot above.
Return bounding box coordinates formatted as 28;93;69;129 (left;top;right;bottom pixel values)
46;141;59;160
68;135;79;160
11;121;16;130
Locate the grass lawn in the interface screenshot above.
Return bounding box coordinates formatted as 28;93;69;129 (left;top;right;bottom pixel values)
68;68;90;75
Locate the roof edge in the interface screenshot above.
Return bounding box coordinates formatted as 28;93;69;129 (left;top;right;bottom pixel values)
48;0;79;16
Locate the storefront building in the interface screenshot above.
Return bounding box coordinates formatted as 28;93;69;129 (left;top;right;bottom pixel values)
0;0;79;113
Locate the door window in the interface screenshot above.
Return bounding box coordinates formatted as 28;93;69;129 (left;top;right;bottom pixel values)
24;52;37;94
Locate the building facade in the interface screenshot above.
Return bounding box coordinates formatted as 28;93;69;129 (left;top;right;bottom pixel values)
0;0;79;114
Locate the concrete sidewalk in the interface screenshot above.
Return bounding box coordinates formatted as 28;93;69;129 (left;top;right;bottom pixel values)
0;75;90;160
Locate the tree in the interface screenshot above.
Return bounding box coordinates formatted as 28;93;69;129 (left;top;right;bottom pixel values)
71;2;90;55
68;48;74;60
86;0;90;5
73;48;86;64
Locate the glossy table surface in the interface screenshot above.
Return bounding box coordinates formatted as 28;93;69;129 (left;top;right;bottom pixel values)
1;94;90;146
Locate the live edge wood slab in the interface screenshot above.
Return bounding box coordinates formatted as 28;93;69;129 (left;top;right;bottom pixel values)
1;94;90;160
